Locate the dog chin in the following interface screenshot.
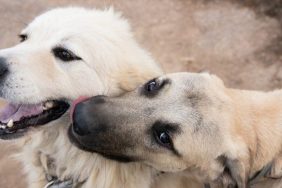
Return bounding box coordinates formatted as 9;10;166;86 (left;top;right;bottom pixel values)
68;125;138;163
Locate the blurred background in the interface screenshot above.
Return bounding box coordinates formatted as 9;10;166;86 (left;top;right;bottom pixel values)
0;0;281;187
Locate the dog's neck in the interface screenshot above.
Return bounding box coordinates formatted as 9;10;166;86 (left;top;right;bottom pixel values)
229;89;282;177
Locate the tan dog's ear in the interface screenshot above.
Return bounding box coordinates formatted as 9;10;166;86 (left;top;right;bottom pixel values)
210;74;225;88
200;73;225;88
216;156;248;188
226;158;248;188
227;160;249;188
265;154;282;179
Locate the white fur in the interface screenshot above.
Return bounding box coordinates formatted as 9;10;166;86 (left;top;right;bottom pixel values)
0;7;170;188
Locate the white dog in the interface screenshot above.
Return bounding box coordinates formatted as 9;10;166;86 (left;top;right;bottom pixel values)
0;7;184;188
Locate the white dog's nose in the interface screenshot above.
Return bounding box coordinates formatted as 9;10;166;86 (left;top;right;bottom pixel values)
0;57;8;80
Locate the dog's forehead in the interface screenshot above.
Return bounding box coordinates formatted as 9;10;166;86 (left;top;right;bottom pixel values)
21;7;125;43
162;72;209;89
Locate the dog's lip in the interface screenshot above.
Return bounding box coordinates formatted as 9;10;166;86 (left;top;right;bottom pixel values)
68;125;137;163
70;96;90;120
0;100;70;140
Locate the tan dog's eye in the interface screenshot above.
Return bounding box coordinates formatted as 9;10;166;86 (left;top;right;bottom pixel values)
19;34;27;42
146;80;158;92
142;78;170;97
159;132;171;145
151;121;181;156
154;130;173;149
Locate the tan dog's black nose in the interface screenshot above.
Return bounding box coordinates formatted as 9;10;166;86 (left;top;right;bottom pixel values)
0;58;8;80
72;95;107;136
69;95;137;162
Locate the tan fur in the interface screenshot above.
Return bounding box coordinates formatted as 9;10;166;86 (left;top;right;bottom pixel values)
228;89;282;175
199;76;282;187
75;72;282;187
182;75;282;187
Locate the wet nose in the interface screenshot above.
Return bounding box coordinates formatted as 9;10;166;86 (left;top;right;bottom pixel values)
72;95;107;136
0;57;8;80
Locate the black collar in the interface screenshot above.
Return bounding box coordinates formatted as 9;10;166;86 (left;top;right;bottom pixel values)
44;174;85;188
44;175;73;188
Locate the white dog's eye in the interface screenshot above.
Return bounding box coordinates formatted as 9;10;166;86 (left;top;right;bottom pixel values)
19;34;27;42
53;47;82;62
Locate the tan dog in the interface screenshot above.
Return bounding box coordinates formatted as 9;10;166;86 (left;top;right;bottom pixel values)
69;72;282;188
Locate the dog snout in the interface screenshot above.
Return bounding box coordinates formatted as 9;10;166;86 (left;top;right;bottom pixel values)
0;57;9;80
72;95;108;136
90;95;106;104
72;102;91;136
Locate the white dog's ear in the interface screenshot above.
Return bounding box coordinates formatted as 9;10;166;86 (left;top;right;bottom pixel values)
117;65;162;92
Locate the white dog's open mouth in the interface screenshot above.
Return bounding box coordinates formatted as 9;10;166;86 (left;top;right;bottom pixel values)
0;100;69;139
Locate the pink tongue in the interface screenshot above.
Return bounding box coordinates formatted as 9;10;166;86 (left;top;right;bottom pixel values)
0;103;43;123
70;96;89;120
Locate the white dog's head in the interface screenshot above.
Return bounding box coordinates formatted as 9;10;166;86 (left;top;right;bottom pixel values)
0;7;162;139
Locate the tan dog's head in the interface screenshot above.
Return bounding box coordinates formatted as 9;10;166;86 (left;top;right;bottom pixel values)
69;72;244;184
0;7;162;139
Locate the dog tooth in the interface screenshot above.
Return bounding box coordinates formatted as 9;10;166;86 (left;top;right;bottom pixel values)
43;101;54;110
0;125;6;129
7;119;14;128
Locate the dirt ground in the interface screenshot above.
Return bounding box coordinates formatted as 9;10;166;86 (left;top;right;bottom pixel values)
0;0;281;187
